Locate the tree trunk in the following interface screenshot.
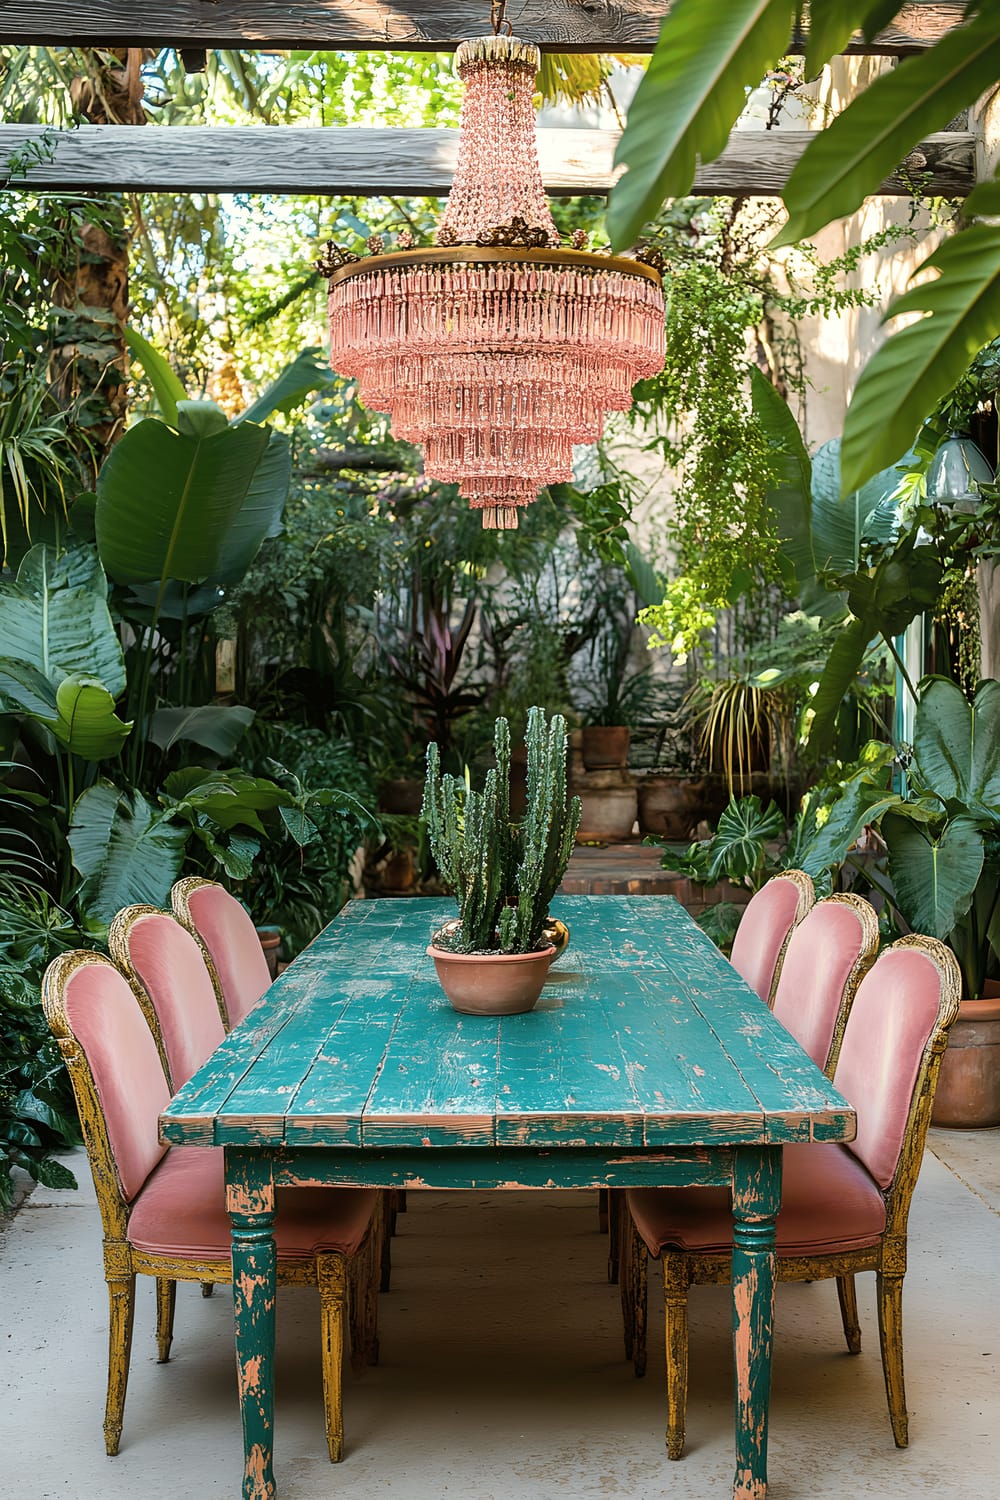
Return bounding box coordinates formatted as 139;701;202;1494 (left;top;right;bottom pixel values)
48;48;147;471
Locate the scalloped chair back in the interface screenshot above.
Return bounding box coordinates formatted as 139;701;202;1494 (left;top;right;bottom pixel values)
620;934;962;1459
834;941;948;1189
729;870;814;1005
771;893;880;1076
109;906;225;1091
171;877;272;1027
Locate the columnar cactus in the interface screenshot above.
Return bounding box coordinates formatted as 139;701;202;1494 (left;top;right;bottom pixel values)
422;707;581;954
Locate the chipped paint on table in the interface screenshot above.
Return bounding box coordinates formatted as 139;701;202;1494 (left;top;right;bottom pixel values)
160;895;855;1500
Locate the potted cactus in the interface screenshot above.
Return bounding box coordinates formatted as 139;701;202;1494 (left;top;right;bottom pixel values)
422;707;581;1014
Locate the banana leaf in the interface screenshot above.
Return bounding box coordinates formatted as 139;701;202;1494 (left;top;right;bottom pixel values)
145;705;256;756
840;226;1000;493
95;415;274;601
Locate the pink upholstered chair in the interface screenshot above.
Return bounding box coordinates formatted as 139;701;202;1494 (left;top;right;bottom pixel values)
171;876;272;1028
621;935;961;1458
729;870;814;1005
109;905;227;1092
770;892;880;1076
171;879;399;1292
41;950;380;1462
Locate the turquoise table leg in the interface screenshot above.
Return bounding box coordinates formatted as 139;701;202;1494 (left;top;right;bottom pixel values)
730;1145;782;1500
227;1150;278;1500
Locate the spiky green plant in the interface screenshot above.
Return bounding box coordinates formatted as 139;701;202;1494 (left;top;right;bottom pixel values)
422;707;581;954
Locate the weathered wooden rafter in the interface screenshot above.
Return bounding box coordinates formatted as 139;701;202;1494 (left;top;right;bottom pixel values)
0;1;965;54
0;124;976;199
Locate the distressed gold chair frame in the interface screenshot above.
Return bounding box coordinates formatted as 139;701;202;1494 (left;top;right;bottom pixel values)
619;934;961;1458
43;949;380;1463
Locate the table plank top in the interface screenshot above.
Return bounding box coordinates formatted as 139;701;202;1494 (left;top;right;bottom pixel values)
160;896;856;1150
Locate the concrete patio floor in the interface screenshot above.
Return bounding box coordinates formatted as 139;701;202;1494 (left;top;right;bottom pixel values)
2;1130;997;1500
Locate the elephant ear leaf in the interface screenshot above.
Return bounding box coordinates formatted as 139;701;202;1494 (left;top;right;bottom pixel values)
883;811;983;940
911;676;1000;818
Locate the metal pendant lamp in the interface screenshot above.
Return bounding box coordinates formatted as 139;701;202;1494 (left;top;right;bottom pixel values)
925;432;995;510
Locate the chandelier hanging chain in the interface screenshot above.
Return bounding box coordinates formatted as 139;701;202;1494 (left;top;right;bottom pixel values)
490;1;512;37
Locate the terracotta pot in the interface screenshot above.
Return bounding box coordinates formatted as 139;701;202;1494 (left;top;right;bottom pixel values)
575;786;638;843
932;989;1000;1129
581;725;630;770
255;926;282;980
381;848;416;893
637;777;703;839
376;778;424;815
427;943;555;1015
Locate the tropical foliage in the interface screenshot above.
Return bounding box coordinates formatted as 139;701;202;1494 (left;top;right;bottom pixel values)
609;0;1000;492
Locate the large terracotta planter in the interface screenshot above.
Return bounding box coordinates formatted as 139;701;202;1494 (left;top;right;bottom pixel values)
376;777;424;815
427;943;555;1015
575;786;638;843
932;989;1000;1128
255;926;282;980
637;776;704;839
581;725;630;770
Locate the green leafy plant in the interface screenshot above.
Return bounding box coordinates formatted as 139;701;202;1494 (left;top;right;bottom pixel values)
608;0;1000;492
880;676;1000;998
422;708;581;954
0;879;82;1211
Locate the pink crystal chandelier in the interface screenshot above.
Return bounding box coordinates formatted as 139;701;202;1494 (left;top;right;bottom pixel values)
318;17;665;529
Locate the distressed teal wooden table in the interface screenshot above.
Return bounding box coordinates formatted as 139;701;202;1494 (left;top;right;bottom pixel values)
161;894;856;1500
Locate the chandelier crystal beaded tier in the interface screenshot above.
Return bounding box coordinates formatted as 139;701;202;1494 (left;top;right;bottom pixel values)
318;31;665;529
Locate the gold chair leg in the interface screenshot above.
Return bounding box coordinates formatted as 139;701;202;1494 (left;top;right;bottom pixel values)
155;1277;176;1363
104;1272;136;1455
318;1253;346;1463
877;1271;908;1447
837;1273;862;1354
200;1281;214;1298
663;1255;690;1460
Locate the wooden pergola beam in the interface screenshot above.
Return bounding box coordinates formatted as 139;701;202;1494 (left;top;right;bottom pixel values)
0;124;976;199
0;1;966;55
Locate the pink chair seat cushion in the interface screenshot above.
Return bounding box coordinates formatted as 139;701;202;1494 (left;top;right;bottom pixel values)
730;877;805;1004
627;1142;886;1258
128;1146;377;1260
